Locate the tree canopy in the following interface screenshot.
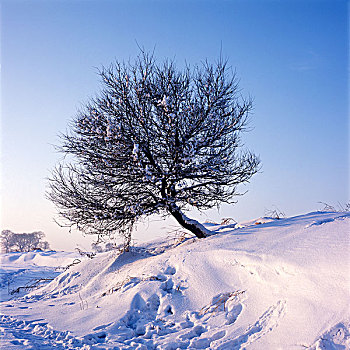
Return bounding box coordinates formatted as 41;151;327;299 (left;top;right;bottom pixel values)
48;53;260;248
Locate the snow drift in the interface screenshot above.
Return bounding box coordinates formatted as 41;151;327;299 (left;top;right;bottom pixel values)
0;211;349;349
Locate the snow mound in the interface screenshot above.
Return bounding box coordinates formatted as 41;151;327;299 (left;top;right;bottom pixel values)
1;211;349;349
0;251;82;302
1;250;80;267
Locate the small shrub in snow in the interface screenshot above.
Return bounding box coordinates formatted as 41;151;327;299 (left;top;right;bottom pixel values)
318;201;350;212
91;243;104;253
91;241;123;253
75;247;95;259
264;207;286;220
220;218;236;225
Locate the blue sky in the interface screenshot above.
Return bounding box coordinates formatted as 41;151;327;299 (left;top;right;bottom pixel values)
1;0;348;250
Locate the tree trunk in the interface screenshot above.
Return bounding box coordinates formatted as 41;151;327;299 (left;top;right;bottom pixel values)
168;205;211;238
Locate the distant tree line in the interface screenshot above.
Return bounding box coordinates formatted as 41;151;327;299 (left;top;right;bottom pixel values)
0;230;50;253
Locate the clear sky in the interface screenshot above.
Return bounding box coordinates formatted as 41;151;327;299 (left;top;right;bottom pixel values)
1;0;348;251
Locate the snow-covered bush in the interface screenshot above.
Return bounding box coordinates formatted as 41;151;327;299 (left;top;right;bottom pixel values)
1;230;50;253
48;51;260;248
318;201;350;212
91;241;118;253
264;208;286;220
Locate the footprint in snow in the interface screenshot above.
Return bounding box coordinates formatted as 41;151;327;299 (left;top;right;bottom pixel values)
225;303;243;325
178;324;207;341
177;325;227;349
164;266;176;275
0;314;88;349
93;322;113;331
160;277;174;293
198;291;244;324
309;322;350;349
215;300;286;350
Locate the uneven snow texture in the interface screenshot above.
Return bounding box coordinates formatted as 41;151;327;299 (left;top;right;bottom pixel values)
0;211;349;349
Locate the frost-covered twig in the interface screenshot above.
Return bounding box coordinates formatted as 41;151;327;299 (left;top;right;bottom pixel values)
10;278;54;295
75;247;95;259
264;207;286;220
56;258;82;271
318;201;350;212
78;292;88;310
101;273;172;297
220;218;236;225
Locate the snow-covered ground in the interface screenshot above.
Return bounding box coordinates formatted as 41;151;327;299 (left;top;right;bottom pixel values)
0;211;349;349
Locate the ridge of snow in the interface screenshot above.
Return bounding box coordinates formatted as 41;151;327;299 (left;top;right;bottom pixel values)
0;211;349;349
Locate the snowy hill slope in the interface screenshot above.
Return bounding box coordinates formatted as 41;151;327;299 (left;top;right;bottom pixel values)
0;251;81;302
0;211;349;349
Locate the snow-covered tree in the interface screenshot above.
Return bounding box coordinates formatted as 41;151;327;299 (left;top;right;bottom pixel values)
1;230;50;253
48;52;260;248
1;230;13;253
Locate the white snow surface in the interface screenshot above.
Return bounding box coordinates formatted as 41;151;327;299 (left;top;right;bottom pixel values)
0;211;349;349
